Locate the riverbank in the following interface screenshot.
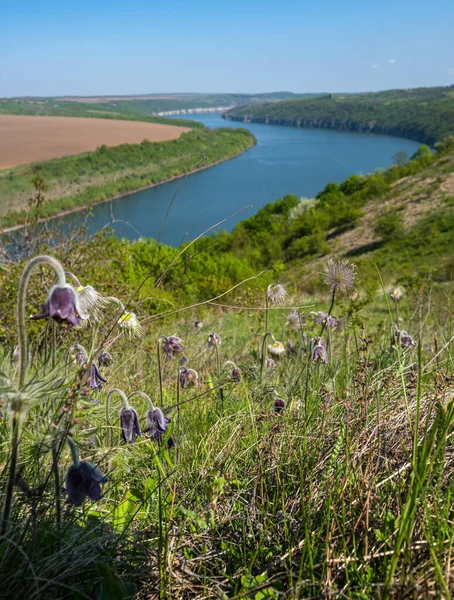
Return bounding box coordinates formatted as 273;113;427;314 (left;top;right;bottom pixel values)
0;127;256;231
223;85;454;146
0;145;254;235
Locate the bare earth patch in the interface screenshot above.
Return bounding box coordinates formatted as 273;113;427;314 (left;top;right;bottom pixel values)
0;115;190;169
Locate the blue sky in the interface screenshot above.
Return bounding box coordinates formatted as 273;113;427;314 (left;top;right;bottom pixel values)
1;0;453;97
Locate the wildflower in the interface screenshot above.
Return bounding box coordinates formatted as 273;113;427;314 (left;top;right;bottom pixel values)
194;320;204;329
400;334;417;349
76;285;106;323
120;406;141;443
311;337;327;364
231;368;241;383
144;407;170;441
208;331;221;349
98;351;113;367
118;311;142;337
323;259;356;294
162;335;184;360
266;283;288;305
65;460;108;506
274;398;285;413
31;284;87;326
390;288;403;302
286;311;301;330
90;362;107;391
313;311;337;328
287;339;298;357
75;350;88;367
179;367;199;388
268;341;286;358
266;357;276;369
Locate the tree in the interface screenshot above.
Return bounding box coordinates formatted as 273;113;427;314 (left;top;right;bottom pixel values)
392;150;408;166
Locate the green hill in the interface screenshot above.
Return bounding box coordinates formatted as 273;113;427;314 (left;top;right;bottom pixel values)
223;85;454;145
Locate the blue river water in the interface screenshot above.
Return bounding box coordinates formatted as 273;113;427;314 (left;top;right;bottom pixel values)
57;113;421;246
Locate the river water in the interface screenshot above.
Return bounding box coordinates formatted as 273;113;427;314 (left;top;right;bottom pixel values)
57;113;421;246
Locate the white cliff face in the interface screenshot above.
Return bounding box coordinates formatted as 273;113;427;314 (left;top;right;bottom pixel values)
153;106;235;116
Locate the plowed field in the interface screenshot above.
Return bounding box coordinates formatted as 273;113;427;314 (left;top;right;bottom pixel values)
0;115;190;169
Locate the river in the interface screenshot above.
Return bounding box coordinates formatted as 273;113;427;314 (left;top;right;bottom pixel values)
57;113;421;246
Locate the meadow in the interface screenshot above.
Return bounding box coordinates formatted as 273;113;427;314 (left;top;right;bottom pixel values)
1;135;454;598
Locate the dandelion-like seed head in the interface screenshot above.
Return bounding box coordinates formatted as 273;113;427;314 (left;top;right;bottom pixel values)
286;311;301;330
323;259;356;295
76;285;106;325
266;283;288;305
268;341;286;358
390;288;403;302
118;311;142;338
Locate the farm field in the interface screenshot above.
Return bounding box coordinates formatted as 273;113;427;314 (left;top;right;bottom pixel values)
0;115;190;168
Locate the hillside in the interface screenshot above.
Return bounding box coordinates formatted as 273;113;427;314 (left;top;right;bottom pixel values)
1;137;454;599
223;85;454;145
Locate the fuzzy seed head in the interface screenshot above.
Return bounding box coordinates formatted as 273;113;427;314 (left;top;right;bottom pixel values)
323;259;356;295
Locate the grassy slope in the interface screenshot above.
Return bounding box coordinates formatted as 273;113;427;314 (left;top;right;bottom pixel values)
0;127;256;228
224;85;454;145
1;142;454;599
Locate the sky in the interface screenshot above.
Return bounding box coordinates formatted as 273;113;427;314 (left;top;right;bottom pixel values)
1;0;454;97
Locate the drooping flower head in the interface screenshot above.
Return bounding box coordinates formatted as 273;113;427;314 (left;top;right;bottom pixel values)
90;362;107;391
194;320;204;329
65;461;108;506
400;333;417;349
144;407;170;442
98;351;113;367
311;337;327;364
120;406;141;443
118;311;142;337
31;284;87;326
162;335;184;360
266;283;288;305
268;340;286;358
286;311;301;330
76;285;106;324
179;367;199;388
208;331;221;349
274;398;285;413
390;288;403;302
312;311;337;329
231;368;241;384
323;259;356;295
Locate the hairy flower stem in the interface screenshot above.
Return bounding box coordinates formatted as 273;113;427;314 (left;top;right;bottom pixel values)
176;370;180;458
320;288;336;338
260;332;274;383
52;445;62;531
51;320;57;370
106;389;129;446
393;299;400;326
214;343;224;404
1;255;66;536
157;336;167;408
17;255;66;388
67;437;80;467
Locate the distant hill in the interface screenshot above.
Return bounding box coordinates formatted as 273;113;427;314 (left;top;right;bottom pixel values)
223;86;454;145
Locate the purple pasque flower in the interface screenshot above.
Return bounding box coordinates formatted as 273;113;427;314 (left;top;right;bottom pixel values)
98;351;113;367
144;407;170;442
313;311;337;329
266;357;276;369
274;398;285;413
311;337;327;364
65;460;108;506
162;335;184;360
75;350;88;367
120;406;141;443
90;362;107;391
179;367;199;388
31;284;87;327
231;368;241;383
400;332;417;349
208;331;221;349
